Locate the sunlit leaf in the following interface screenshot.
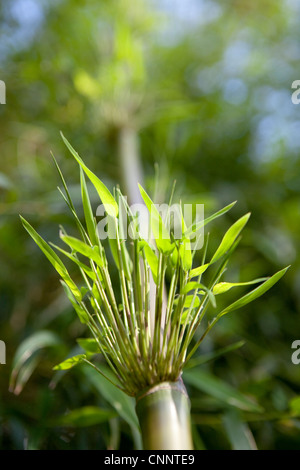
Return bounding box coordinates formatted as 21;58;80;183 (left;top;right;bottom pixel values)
184;201;237;238
138;184;174;254
80;168;99;246
20;216;81;301
140;242;158;284
50;242;97;281
189;262;210;279
53;354;86;370
60;234;103;267
61;281;90;324
211;213;250;263
77;338;103;355
217;266;290;318
213;278;268;295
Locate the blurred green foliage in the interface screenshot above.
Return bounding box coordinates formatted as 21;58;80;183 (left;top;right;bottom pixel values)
0;0;300;449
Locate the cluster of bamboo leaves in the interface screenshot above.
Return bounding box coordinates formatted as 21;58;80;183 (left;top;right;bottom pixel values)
20;134;289;397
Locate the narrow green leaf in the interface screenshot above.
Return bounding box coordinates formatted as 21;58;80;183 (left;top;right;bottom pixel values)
53;406;116;427
183;295;201;309
189;262;210;279
182;281;203;294
61;281;90;324
217;266;290;318
179;237;192;271
289;396;300;416
51;152;76;211
60;234;103;267
141;242;158;284
223;409;257;450
185;340;245;370
60;132;118;218
183;368;263;413
53;354;86;370
138;184;174;254
108;239;119;269
89;282;102;310
80;168;99;245
211;213;250;263
77;338;103;355
213;278;268;295
83;366;140;432
184;201;237;238
9;331;62;395
50;242;97;281
179;207;192;270
20;216;81;301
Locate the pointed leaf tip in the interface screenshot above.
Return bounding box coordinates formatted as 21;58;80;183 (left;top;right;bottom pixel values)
60;132;118;218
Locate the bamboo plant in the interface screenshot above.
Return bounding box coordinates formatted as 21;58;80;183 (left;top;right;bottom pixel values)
20;134;289;450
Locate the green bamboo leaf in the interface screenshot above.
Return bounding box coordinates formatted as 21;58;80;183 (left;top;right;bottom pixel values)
138;184;174;254
222;409;257;450
182;281;214;301
60;234;103;267
51;152;76;211
61;281;90;324
121;242;133;281
184;201;237;238
217;266;290;318
83;366;140;432
141;242;158;284
80;168;99;246
189;228;243;280
213;278;268;295
53;354;86;370
183;368;263;413
189;262;210;279
89;282;102;310
211;213;250;263
9;331;62;395
50;242;97;281
20;216;81;301
53;406;116;427
179;207;192;270
107;228;132;281
179;237;192;271
77;338;103;355
289;396;300;416
183;295;201;309
182;281;203;294
60;132;118;218
185;340;245;370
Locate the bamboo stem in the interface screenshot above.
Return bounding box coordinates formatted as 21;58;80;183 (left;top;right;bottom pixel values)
135;378;194;450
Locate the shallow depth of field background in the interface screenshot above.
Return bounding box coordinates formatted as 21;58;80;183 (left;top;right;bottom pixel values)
1;0;300;450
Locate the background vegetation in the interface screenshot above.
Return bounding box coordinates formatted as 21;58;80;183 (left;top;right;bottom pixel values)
0;0;300;450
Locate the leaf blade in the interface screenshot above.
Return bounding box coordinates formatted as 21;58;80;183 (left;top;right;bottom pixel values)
217;266;290;318
60;132;118;218
138;184;174;254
